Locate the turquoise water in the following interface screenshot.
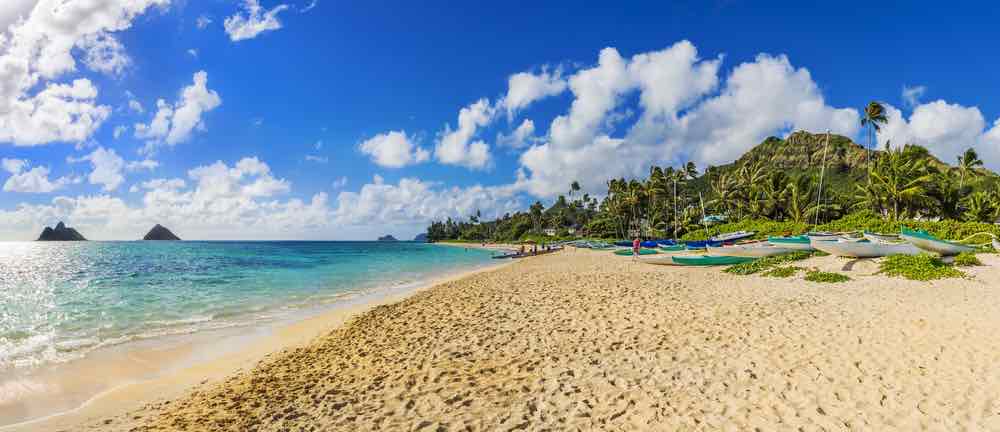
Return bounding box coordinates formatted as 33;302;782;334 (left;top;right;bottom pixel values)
0;241;495;370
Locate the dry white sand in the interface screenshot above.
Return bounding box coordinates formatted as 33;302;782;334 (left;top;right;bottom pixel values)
41;249;1000;430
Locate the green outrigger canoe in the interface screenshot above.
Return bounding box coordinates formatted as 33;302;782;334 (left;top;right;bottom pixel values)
899;227;975;256
669;255;756;266
659;244;686;252
613;248;659;256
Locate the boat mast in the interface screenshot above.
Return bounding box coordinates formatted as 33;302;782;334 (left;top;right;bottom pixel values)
699;192;708;238
673;177;678;241
814;130;831;225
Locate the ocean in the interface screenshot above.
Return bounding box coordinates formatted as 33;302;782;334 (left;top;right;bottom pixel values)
0;241;496;372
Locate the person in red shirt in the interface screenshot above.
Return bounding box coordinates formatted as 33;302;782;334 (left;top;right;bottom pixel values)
632;237;641;258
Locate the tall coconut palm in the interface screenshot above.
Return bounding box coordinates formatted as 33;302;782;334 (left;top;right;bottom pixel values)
962;192;996;223
859;143;933;220
708;172;738;218
860;101;888;181
782;175;816;224
956;148;984;189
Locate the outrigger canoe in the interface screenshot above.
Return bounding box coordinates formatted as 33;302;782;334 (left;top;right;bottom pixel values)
709;231;755;242
670;255;756;266
767;235;814;251
659;244;686;252
810;238;921;258
899;227;976;256
684;240;724;250
706;243;797;258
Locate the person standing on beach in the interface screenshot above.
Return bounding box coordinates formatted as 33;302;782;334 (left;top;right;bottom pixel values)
632;237;640;259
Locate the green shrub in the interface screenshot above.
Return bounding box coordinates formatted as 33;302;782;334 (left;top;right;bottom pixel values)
816;210;1000;242
763;266;800;278
879;254;965;280
679;219;809;241
723;251;815;275
954;252;982;267
804;271;851;283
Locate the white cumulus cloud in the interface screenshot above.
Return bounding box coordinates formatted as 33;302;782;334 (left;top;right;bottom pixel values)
502;69;566;120
497;119;537;149
876;100;1000;170
359;130;430;168
224;0;289;42
2;158;73;193
434;99;494;169
0;0;168;146
135;70;222;153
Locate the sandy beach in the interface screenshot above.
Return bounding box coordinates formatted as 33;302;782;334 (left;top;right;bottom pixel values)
29;247;1000;431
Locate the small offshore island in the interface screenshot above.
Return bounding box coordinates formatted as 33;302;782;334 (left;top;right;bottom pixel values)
36;222;87;241
143;224;181;241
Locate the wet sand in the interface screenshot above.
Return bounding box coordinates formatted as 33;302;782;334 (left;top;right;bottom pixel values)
2;259;508;432
28;248;1000;430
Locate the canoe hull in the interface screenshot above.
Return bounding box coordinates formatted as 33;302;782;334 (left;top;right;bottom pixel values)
709;231;755;242
810;239;921;258
899;228;975;256
767;236;815;251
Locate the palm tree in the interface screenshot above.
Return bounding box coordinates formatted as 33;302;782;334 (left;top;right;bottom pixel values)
529;201;544;234
962;192;996;223
926;172;965;220
860;101;888;181
956;148;984;189
782;175;816;223
707;172;738;218
858;143;933;220
569;180;581;200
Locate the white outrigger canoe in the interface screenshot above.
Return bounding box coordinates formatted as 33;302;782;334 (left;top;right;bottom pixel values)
705;243;797;258
899;227;976;256
810;238;921;258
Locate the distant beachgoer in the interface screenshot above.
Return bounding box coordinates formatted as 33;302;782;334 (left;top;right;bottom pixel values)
632;237;640;258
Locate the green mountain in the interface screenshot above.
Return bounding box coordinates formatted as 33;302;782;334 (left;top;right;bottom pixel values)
692;130;998;196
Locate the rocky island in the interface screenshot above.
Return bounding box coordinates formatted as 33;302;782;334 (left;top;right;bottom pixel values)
143;224;181;241
413;233;428;242
37;222;87;241
377;235;398;242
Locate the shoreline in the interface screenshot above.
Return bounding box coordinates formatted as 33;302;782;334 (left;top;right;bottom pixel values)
1;258;511;432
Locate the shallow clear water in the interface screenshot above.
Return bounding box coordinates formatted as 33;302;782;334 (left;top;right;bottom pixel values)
0;241;494;370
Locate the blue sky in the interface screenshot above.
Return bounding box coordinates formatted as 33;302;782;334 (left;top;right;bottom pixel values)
1;0;999;240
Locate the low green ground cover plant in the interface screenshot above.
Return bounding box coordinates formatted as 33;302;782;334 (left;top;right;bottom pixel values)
953;252;982;267
879;254;965;280
763;266;800;278
804;270;851;283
